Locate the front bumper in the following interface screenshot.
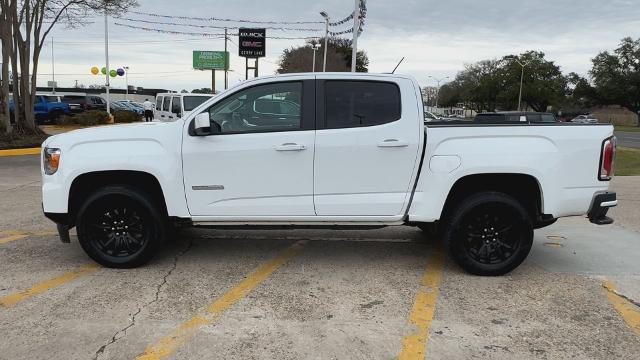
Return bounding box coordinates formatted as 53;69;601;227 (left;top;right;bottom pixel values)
588;191;617;225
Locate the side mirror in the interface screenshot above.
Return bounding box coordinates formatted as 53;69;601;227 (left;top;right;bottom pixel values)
193;113;212;136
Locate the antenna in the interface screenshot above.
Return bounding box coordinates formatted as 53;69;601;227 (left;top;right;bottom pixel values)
391;57;405;74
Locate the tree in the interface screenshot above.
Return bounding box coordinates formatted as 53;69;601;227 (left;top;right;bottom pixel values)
0;0;137;135
590;37;640;126
277;38;368;74
192;88;212;94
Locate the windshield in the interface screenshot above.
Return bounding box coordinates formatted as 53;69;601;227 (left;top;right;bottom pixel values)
184;96;211;111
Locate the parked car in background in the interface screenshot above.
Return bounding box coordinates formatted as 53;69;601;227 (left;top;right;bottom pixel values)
155;93;214;121
62;95;107;111
571;114;599;124
114;100;144;115
474;111;557;124
10;95;72;124
423;110;441;122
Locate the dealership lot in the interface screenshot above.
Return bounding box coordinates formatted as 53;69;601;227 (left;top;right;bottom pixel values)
1;154;639;359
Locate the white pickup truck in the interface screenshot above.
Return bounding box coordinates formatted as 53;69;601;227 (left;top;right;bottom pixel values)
41;73;618;275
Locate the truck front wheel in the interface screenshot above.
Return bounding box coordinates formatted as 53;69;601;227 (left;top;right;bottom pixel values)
76;185;165;268
443;192;533;276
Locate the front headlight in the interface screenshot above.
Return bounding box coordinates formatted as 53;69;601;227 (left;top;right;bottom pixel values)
43;147;61;175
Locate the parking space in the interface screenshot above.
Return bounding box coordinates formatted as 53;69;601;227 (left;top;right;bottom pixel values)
1;154;639;359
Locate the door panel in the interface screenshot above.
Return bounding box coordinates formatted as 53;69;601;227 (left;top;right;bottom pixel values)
313;79;421;216
182;79;315;217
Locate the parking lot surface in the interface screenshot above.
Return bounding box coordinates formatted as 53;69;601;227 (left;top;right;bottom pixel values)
1;154;639;359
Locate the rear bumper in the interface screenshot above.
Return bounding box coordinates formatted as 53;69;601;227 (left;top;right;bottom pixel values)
588;191;616;225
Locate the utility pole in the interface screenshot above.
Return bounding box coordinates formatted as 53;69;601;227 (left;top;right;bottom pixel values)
104;11;110;115
428;75;449;109
351;0;361;72
51;37;55;93
224;28;228;90
320;11;329;72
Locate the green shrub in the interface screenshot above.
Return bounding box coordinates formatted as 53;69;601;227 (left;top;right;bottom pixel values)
58;110;110;126
113;110;141;123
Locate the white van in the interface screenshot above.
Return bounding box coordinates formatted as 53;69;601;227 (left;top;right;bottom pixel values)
154;93;214;121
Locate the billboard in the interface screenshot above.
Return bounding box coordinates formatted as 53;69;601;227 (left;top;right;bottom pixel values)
193;51;229;70
238;28;266;58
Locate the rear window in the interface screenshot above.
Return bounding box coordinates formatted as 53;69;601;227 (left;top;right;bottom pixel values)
184;96;211;111
325;81;401;129
474;114;506;123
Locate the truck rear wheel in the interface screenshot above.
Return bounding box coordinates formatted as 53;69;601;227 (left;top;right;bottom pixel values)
76;185;165;268
442;192;533;276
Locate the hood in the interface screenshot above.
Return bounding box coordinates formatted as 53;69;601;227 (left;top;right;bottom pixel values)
43;120;185;150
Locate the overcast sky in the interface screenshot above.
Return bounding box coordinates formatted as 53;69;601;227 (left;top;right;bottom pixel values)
41;0;640;92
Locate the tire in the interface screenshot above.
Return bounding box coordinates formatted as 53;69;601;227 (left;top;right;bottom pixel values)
442;192;533;276
76;185;165;268
48;109;64;124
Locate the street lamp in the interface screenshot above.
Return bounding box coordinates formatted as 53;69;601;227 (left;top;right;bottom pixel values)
311;43;321;72
320;11;329;72
428;75;449;109
505;55;527;111
123;66;129;100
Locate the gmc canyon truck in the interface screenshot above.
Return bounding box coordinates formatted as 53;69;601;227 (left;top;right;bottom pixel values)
41;73;617;276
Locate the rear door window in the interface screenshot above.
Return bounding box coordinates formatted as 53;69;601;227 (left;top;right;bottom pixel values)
171;97;181;114
324;81;401;129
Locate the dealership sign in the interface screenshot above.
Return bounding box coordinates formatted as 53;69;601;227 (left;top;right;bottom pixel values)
238;28;266;58
193;51;229;70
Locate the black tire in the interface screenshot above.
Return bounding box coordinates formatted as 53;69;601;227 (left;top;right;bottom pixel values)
442;192;533;276
49;109;64;123
76;185;165;268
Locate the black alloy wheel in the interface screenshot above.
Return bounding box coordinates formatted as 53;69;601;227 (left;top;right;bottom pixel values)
443;192;533;276
77;186;164;268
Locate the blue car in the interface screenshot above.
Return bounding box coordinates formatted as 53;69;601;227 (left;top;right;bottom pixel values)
114;101;144;115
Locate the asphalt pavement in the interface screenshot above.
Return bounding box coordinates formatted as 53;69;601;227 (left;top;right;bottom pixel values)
1;154;639;359
616;131;640;148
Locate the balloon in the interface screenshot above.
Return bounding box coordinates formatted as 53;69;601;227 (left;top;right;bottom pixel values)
101;67;107;75
109;69;117;78
91;66;99;75
116;68;125;76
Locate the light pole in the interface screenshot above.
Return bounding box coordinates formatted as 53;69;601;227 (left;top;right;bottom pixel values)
320;11;329;72
350;0;362;72
514;59;526;111
428;75;449;109
311;43;320;72
104;11;110;115
123;66;129;100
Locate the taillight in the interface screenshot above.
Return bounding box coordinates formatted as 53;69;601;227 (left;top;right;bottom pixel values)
599;136;616;181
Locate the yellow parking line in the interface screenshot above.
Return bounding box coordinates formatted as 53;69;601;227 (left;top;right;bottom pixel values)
136;240;306;360
0;264;99;308
603;280;640;336
0;232;29;244
0;147;41;157
398;245;446;360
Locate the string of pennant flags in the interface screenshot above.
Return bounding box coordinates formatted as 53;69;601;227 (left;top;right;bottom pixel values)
129;10;325;25
113;22;321;40
114;17;323;32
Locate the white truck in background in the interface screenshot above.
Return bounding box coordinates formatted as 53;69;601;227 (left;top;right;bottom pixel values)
41;73;617;276
154;93;214;121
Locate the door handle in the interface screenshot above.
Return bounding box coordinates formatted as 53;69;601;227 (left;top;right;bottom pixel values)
377;139;409;148
274;143;306;151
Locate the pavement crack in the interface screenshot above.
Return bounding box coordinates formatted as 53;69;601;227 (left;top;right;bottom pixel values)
93;239;194;360
603;281;640;308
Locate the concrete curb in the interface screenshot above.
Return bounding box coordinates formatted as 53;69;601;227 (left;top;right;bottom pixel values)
0;147;41;157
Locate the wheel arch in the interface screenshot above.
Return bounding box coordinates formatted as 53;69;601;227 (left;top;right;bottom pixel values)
68;170;168;225
441;173;544;223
